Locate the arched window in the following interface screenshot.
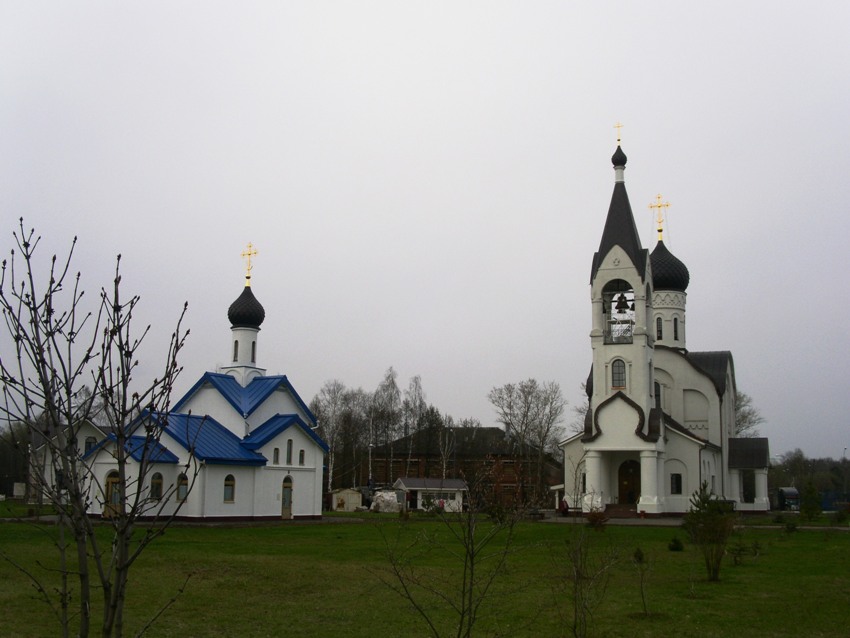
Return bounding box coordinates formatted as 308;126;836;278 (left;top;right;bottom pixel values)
299;450;305;466
286;439;293;465
85;436;97;454
177;473;189;502
224;474;235;502
612;359;626;389
673;317;679;341
232;341;239;362
150;473;163;500
654;381;662;410
251;341;256;363
656;317;663;340
273;447;280;464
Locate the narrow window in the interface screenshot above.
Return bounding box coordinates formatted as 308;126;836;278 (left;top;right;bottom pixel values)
177;473;189;502
612;359;626;389
286;439;293;465
251;341;256;363
581;472;587;494
224;474;235;502
656;317;663;340
673;317;679;341
85;436;97;454
150;473;163;500
232;340;239;362
299;450;305;466
654;381;661;410
670;473;682;495
273;447;280;464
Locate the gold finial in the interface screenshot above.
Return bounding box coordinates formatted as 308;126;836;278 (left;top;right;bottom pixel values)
241;242;258;286
649;194;670;241
614;121;624;144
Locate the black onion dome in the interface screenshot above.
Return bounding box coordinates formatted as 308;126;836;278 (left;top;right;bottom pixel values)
612;145;627;167
650;241;690;291
228;285;266;328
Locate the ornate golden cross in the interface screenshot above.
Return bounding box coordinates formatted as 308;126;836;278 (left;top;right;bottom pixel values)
241;242;258;284
649;194;670;241
614;121;624;144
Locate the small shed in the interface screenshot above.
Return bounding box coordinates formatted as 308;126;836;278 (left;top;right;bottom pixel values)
778;487;799;511
330;488;363;512
393;477;468;512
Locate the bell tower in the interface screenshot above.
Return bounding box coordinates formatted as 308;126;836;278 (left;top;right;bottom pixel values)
587;143;654;425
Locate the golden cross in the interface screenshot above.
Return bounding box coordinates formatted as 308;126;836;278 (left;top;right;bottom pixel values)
241;242;258;285
613;121;624;144
648;194;670;241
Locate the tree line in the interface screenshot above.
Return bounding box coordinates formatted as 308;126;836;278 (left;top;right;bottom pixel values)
310;371;567;503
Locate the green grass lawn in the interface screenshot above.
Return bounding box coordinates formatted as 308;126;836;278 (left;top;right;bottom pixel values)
1;516;848;637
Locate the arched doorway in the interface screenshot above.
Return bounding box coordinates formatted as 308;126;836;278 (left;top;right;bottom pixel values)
281;476;293;519
104;470;121;518
618;460;640;505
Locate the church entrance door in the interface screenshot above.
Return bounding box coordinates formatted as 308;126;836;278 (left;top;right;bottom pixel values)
281;476;293;519
618;460;640;505
104;471;121;518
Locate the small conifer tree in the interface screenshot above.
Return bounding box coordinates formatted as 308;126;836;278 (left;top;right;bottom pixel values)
682;482;736;581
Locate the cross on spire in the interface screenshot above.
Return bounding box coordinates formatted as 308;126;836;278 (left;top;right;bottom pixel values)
614;121;624;144
649;194;671;241
241;242;258;286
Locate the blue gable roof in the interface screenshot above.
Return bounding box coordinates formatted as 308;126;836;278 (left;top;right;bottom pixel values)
125;435;180;464
159;413;267;466
243;413;330;453
82;432;179;464
173;372;317;423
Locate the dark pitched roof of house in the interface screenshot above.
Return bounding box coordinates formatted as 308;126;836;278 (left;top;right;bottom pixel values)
393;477;468;491
728;437;770;469
374;426;520;457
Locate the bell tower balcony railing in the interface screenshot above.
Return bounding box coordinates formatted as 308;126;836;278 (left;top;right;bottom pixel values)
605;318;634;344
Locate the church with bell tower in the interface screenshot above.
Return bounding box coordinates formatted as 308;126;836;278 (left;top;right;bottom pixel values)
560;138;770;514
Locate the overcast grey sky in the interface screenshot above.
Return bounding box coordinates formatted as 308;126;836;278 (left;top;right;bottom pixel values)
2;3;849;459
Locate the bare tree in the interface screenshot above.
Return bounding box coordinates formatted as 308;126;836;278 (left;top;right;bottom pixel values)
373;367;401;484
569;383;590;436
403;375;426;476
378;467;523;638
311;379;347;493
488;379;566;504
734;391;765;438
0;219;192;637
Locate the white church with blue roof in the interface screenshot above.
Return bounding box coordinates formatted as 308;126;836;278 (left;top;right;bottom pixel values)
87;250;328;520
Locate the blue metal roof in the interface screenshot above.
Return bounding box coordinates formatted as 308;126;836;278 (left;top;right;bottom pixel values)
125;435;180;464
81;432;180;464
173;372;317;423
243;413;330;453
159;413;267;466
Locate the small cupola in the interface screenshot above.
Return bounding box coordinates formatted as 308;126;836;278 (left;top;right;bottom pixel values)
650;241;690;292
648;199;689;350
220;243;268;386
228;286;266;329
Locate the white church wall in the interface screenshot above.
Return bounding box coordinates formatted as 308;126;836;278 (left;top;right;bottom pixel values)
200;464;257;518
593;398;645;449
247;387;312;430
